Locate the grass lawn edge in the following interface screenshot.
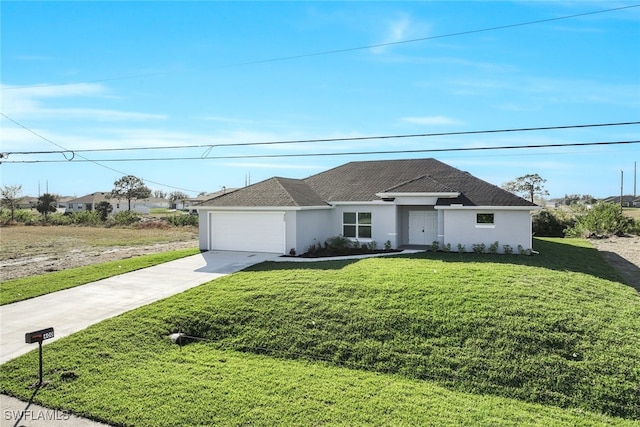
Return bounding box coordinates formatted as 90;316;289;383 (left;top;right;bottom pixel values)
0;248;200;305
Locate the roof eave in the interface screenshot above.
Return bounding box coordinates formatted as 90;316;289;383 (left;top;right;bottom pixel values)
376;191;460;199
435;205;542;210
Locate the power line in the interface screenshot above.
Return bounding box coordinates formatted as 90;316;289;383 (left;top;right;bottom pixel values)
4;121;639;156
0;112;202;194
4;140;638;163
232;4;640;67
2;4;637;91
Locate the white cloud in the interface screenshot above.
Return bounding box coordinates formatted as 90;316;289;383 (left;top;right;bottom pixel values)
0;83;165;121
401;116;463;126
370;13;429;55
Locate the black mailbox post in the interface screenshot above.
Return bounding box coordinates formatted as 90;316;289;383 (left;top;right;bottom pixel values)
25;327;54;386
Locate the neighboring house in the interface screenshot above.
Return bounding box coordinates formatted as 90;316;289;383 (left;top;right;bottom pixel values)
66;192;170;214
601;195;639;208
65;192;111;213
173;188;237;210
17;197;38;210
196;158;540;254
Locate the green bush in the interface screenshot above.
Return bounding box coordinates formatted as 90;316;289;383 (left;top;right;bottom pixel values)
533;209;575;237
47;212;73;225
107;210;141;226
69;211;102;226
472;243;485;254
565;202;637;237
166;214;198;227
0;209;40;225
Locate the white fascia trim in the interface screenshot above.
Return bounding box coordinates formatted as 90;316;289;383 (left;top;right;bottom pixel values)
375;192;460;198
434;205;542;211
329;201;387;206
195;205;333;212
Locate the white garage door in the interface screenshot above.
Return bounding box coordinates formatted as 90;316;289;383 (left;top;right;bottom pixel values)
209;211;285;253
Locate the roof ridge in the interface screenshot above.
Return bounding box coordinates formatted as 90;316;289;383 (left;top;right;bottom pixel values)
272;177;299;205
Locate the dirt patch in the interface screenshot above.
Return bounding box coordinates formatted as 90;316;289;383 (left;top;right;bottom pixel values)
589;235;640;292
0;225;199;281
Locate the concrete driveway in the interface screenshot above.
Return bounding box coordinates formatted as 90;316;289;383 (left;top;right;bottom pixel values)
0;251;278;364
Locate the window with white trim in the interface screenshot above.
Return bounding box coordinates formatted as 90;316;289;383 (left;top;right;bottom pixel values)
476;213;495;224
343;212;372;239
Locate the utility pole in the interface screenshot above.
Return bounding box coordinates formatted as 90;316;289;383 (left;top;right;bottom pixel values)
620;170;624;212
634;161;637;198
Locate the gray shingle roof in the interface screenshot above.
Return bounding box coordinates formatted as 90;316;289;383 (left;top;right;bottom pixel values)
202;177;328;207
200;158;536;207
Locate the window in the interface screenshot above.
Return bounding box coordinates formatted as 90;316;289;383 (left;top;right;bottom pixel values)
476;213;495;224
343;212;372;239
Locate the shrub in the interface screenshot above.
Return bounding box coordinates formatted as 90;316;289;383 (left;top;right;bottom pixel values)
384;240;392;250
488;241;499;254
326;235;352;254
565;202;638;237
457;243;466;253
518;245;532;255
166;214;198;227
431;240;440;252
69;211;102;226
503;245;513;255
47;212;73;225
108;210;141;226
533;209;575;237
0;208;40;225
443;243;451;253
472;243;486;254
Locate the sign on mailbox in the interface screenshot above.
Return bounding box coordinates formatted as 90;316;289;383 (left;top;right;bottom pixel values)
25;327;54;344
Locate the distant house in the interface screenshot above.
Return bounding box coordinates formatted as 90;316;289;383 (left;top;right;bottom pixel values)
196;158;540;254
65;192;170;214
601;195;639;208
180;189;237;211
17;197;38;210
65;192;111;213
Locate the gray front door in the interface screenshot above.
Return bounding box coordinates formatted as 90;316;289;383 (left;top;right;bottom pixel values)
408;211;438;245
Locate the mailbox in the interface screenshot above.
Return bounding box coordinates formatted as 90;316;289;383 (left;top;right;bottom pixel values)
25;327;54;344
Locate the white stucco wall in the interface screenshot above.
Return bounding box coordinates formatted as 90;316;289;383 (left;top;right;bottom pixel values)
441;208;533;253
198;210;210;250
330;204;398;249
291;209;333;254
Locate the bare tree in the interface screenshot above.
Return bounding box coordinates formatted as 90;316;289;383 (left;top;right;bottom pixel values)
502;174;549;203
0;184;24;222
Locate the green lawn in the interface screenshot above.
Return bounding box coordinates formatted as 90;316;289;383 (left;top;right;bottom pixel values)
1;238;638;426
0;248;200;305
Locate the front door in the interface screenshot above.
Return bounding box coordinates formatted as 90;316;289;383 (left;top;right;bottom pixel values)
408;211;438;245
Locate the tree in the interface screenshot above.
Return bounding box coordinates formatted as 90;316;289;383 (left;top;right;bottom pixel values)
36;193;58;221
153;190;167;199
109;175;151;211
562;194;596;206
169;191;189;209
0;184;24;222
502;174;549;203
95;200;113;221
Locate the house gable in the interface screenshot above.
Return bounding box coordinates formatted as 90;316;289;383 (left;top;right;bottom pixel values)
200;177;328;208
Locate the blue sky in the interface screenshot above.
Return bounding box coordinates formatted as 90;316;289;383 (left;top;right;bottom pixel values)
1;1;639;199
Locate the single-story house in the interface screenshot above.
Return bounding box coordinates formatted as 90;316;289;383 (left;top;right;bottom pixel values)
601;195;640;208
174;188;238;211
196;158;540;254
65;192;170;214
